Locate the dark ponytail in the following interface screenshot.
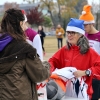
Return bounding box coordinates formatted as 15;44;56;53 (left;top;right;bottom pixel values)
0;8;26;41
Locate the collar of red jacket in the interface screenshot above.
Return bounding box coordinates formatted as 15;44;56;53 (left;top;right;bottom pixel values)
70;45;80;51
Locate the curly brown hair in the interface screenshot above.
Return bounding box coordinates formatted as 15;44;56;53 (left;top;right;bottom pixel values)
0;8;26;41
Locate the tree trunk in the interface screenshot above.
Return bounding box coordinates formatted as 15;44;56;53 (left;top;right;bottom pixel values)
57;1;62;25
47;5;56;27
96;12;98;30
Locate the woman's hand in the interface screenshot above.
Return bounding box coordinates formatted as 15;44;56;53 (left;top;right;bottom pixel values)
73;70;86;78
39;34;41;36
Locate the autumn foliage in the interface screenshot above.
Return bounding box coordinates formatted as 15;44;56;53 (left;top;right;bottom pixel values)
26;6;44;26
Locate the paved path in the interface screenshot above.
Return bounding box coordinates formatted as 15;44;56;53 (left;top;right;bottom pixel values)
43;53;54;61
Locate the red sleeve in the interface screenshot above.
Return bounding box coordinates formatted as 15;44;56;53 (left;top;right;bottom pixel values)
48;47;64;73
89;49;100;80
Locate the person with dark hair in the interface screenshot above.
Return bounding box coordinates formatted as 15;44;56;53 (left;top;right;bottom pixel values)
48;18;100;100
38;25;46;56
21;10;43;61
0;8;50;100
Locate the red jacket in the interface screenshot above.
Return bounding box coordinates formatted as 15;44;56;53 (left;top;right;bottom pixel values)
48;45;100;98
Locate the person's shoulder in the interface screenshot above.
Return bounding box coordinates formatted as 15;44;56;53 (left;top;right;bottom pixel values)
17;40;37;58
93;31;100;41
26;28;37;34
61;27;64;30
12;39;36;52
56;28;58;31
97;31;100;33
88;47;99;55
59;46;67;51
2;39;34;56
97;31;100;35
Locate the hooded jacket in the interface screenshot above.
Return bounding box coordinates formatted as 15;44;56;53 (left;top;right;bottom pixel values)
48;45;100;99
0;34;50;100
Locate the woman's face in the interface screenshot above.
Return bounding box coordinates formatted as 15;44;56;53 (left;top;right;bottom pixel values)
20;21;27;31
84;24;92;33
66;31;82;45
38;26;42;30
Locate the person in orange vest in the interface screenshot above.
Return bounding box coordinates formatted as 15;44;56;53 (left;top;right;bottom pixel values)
56;24;65;49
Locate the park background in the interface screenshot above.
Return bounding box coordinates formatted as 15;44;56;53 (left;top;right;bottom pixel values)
0;0;100;60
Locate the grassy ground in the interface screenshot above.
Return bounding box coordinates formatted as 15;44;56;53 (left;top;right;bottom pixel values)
43;36;66;60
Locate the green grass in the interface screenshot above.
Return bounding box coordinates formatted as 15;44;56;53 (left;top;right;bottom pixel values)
44;36;66;53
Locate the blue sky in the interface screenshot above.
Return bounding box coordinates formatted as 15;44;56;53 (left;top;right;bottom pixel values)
0;0;99;5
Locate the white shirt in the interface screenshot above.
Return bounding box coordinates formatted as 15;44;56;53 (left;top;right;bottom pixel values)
27;34;43;61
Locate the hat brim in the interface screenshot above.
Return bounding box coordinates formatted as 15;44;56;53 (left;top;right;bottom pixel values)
84;20;95;24
66;26;85;35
